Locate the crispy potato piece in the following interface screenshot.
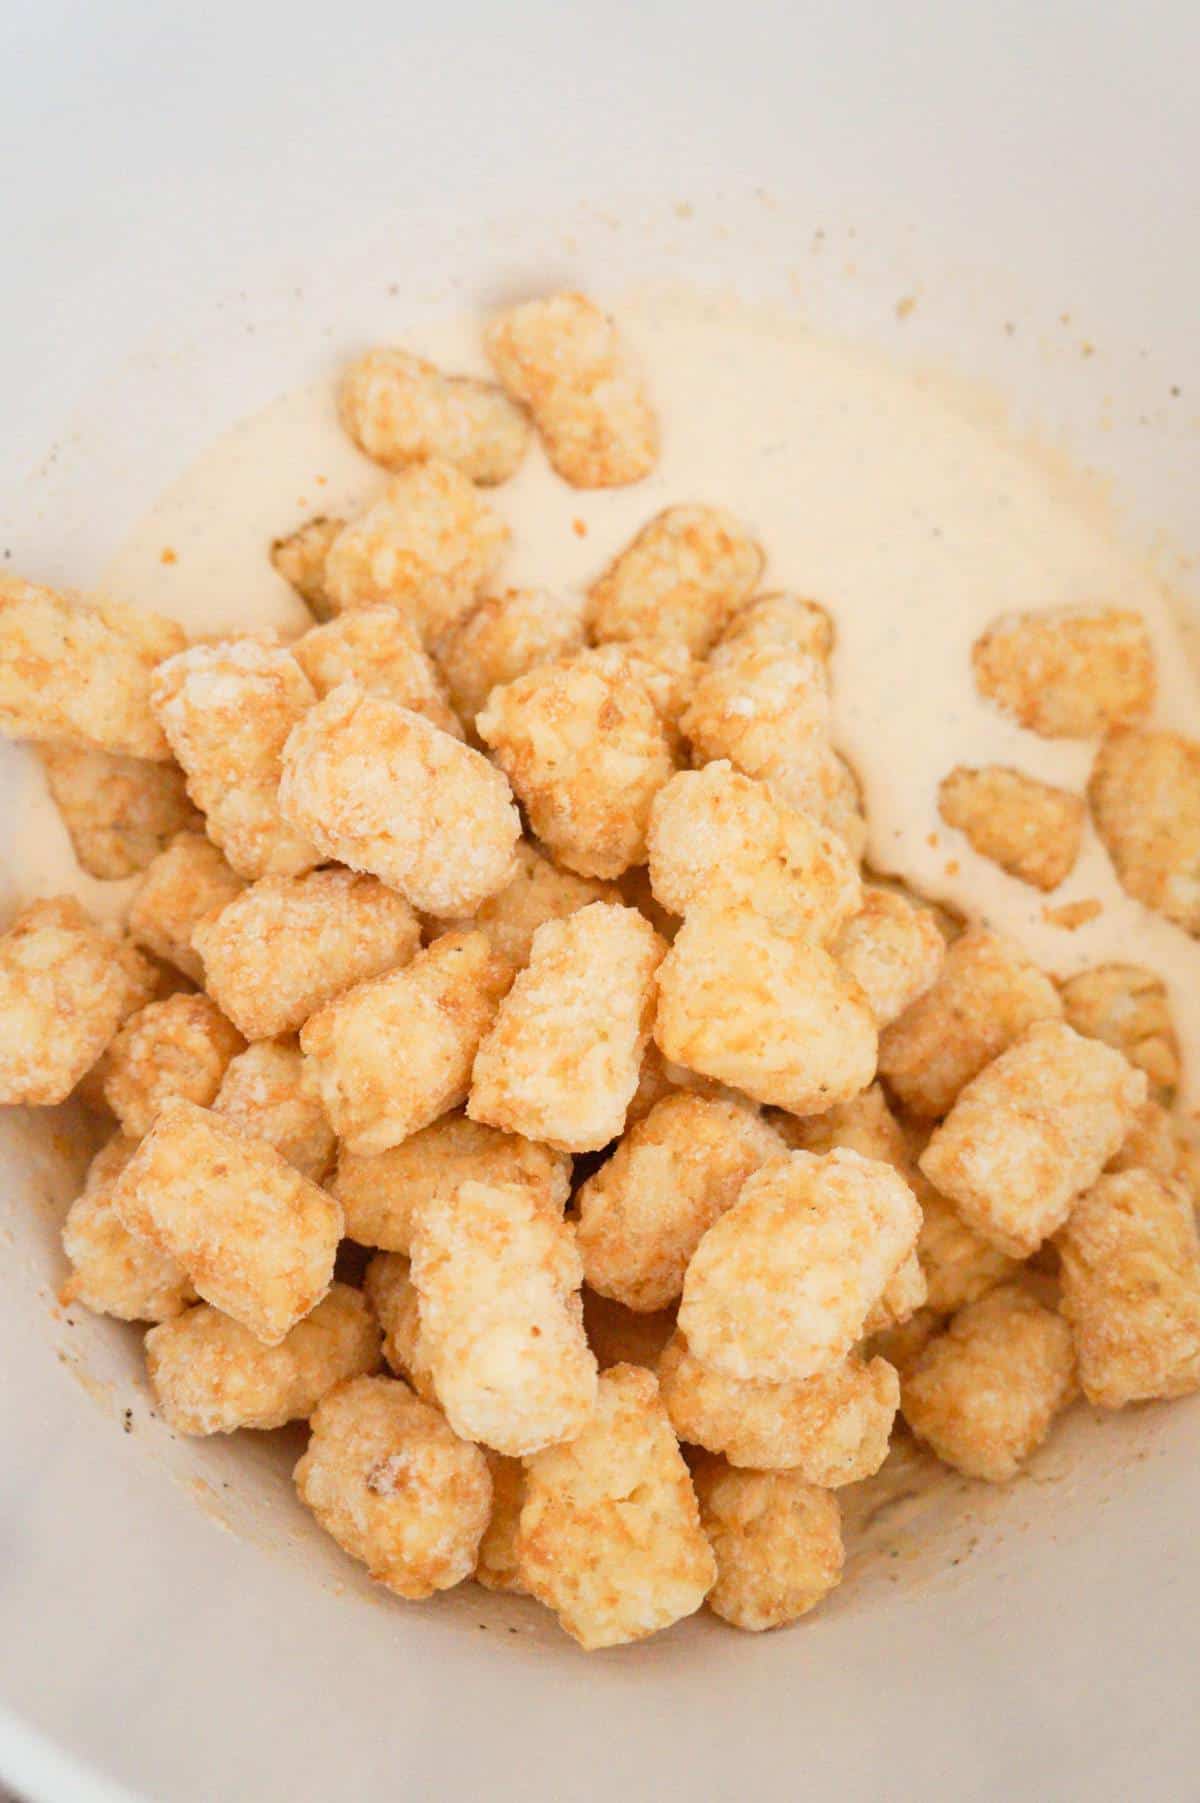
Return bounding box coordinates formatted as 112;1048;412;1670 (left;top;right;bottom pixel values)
362;1253;437;1400
0;577;186;759
720;593;835;663
972;606;1154;738
576;1095;784;1311
61;1134;195;1322
694;1460;843;1632
291;607;462;737
38;744;199;881
110;1099;341;1344
516;1364;714;1648
295;1375;491;1599
901;1284;1077;1481
683;641;829;796
1109;1101;1200;1203
102;992;244;1138
588;506;763;655
434;586;587;726
581;1288;677;1372
913;1187;1021;1316
1089;728;1200;934
833;887;946;1026
212;1040;336;1182
575;639;700;755
193;867;420;1040
1058;1170;1200;1407
145;1284;381;1434
0;897;155;1105
938;765;1084;891
484;292;657;488
278;684;520;915
469;902;664;1152
1060;964;1179;1101
436;841;619;970
475;1451;529;1594
680;1148;921;1382
270;515;345;619
127;831;244;983
339;348;531;484
653;903;877;1116
864;1306;942;1379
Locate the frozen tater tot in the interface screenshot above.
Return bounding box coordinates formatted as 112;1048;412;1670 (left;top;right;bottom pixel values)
832;886;946;1027
972;606;1155;739
362;1253;437;1400
862;1246;927;1335
301;930;513;1156
339;348;531;484
437;841;619;970
587;506;764;655
878;926;1063;1118
484;292;658;488
864;1306;942;1379
434;586;587;726
576;1094;784;1311
1108;1101;1200;1202
0;897;155;1105
127;831;244;983
582;1288;677;1372
1088;728;1200;934
145;1284;381;1435
291;607;463;737
719;592;835;664
294;1375;491;1599
476;653;674;880
271;515;345;619
193;866;421;1040
152;639;320;879
1057;1170;1200;1407
61;1134;195;1322
576;639;700;754
900;1284;1077;1481
693;1460;843;1633
475;1451;529;1594
682;638;831;796
920;1020;1147;1258
0;577;186;759
333;1111;570;1254
1059;964;1179;1101
110;1099;341;1344
468;903;665;1152
653;903;877;1117
38;744;199;881
278;684;521;915
516;1364;714;1649
410;1179;597;1456
679;1148;921;1382
913;1186;1021;1316
323;459;509;642
212;1039;336;1182
102;992;244;1138
938;765;1084;891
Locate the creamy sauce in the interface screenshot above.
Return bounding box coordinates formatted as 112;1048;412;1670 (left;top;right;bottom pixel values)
100;291;1200;1108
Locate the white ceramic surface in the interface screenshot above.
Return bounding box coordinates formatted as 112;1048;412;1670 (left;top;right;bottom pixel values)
2;3;1198;1799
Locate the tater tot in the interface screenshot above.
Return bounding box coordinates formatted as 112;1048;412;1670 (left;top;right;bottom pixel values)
1057;1170;1200;1407
294;1375;491;1599
720;593;835;664
0;577;186;759
1059;964;1180;1101
569;639;700;755
581;1288;677;1372
127;831;245;983
516;1364;714;1648
920;1021;1148;1257
145;1284;381;1434
61;1134;195;1322
434;587;588;726
468;903;664;1152
339;348;531;484
484;292;657;489
682;641;831;799
914;1186;1021;1316
972;606;1155;738
193;866;421;1040
864;1306;942;1379
291;606;462;736
362;1253;437;1400
278;684;520;915
212;1039;336;1182
1088;728;1200;934
576;1094;784;1311
110;1099;341;1344
270;515;345;619
436;841;619;971
38;744;200;881
833;886;946;1026
693;1460;843;1632
475;1451;529;1594
301;930;512;1156
900;1284;1077;1481
938;765;1084;891
102;992;244;1138
152;639;320;879
587;506;763;655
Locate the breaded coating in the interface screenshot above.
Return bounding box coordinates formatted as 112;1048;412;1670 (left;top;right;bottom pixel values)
475;1451;529;1594
878;927;1063;1118
659;1330;897;1483
278;684;520;914
61;1134;195;1322
152;639;320;879
468;903;664;1152
653;903;877;1116
587;506;763;656
516;1364;715;1648
972;606;1155;738
694;1461;843;1632
323;460;508;642
484;292;657;489
647;761;861;941
410;1179;597;1456
193;866;420;1040
1057;1170;1200;1407
582;1288;677;1372
38;744;199;881
680;1148;921;1382
900;1284;1077;1481
438;841;619;970
833;886;946;1026
1109;1101;1200;1200
127;831;244;983
212;1039;336;1182
339;348;531;484
294;1375;491;1599
576;1094;784;1311
0;897;155;1105
0;577;186;759
1060;964;1180;1101
434;586;587;726
938;765;1084;891
145;1284;381;1435
102;992;244;1138
362;1253;437;1401
682;641;831;805
333;1111;570;1254
292;606;462;737
270;516;345;620
301;930;512;1156
914;1187;1021;1316
574;639;700;755
476;653;674;880
862;1246;927;1335
720;593;835;664
1089;728;1200;934
110;1099;341;1344
864;1306;942;1379
920;1021;1147;1258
